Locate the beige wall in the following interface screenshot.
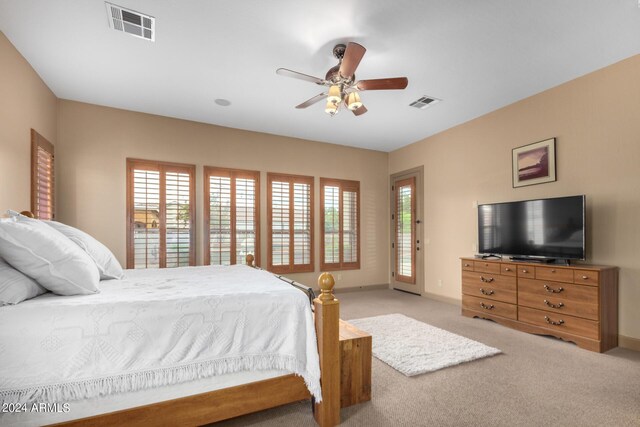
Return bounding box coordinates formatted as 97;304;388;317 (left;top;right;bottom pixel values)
0;32;57;213
389;55;640;340
56;100;389;289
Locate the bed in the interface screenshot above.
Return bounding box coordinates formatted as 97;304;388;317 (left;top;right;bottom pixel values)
0;256;341;426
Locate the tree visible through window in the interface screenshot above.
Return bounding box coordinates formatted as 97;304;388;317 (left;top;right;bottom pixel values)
126;159;195;269
320;178;360;270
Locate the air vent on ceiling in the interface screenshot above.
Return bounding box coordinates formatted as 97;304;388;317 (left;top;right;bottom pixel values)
105;2;155;41
409;96;441;110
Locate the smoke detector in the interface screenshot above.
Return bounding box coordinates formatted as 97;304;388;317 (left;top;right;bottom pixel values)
105;2;155;41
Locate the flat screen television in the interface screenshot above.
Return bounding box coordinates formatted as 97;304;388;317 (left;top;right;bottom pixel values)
478;195;585;261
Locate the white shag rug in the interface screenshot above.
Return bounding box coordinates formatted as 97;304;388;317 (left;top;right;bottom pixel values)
348;313;501;376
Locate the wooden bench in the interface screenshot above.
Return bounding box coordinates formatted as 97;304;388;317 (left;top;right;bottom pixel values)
339;319;372;408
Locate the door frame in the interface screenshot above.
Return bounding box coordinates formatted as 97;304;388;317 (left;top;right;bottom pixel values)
390;167;424;295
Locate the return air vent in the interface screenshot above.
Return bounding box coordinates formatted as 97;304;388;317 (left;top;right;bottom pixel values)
105;2;155;41
409;96;441;110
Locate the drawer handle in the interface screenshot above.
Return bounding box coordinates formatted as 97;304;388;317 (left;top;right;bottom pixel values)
464;263;470;267
522;269;528;273
544;284;564;293
504;267;511;272
544;299;564;309
551;269;556;273
480;288;494;296
480;302;495;310
581;275;588;280
480;276;494;283
544;316;564;326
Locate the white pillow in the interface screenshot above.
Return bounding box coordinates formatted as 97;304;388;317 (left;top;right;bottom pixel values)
0;257;48;305
44;220;124;280
0;216;100;295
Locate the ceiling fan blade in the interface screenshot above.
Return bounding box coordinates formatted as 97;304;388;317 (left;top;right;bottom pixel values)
276;68;325;85
295;93;327;109
339;42;366;79
356;77;408;91
352;105;368;116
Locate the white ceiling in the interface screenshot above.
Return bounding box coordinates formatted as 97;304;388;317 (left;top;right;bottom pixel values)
1;1;639;152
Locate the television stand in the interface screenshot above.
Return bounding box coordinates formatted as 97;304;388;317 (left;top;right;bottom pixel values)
460;257;618;353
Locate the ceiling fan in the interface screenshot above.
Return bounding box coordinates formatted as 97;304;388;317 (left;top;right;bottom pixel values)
276;42;408;117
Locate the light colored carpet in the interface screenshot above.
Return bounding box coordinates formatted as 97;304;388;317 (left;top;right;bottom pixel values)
349;313;501;376
214;289;640;427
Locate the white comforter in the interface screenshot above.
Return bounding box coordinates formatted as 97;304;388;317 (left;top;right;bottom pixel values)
0;265;321;405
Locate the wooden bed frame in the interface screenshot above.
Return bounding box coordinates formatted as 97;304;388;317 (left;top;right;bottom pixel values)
39;252;341;427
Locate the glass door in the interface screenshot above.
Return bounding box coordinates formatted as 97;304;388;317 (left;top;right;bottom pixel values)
391;169;422;295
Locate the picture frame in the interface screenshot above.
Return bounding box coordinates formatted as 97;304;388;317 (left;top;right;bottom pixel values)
512;137;556;188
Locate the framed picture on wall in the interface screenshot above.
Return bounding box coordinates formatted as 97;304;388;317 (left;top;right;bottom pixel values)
512;137;556;188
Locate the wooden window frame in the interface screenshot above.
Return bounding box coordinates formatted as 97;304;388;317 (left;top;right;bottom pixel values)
395;176;416;284
203;166;261;266
30;129;55;220
126;158;196;269
320;178;361;271
267;172;314;274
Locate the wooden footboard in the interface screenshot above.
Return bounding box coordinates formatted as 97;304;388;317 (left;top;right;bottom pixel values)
47;257;341;427
314;272;341;427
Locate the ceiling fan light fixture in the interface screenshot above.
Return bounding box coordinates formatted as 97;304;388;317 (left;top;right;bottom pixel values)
346;92;362;111
325;100;338;116
327;85;341;103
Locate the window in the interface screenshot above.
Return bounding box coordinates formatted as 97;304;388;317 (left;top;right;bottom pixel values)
126;159;195;269
204;167;260;266
267;173;314;273
320;178;360;270
31;129;54;220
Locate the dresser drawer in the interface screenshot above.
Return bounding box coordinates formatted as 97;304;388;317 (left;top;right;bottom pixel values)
574;270;599;286
517;265;535;279
500;263;517;276
518;278;599;321
518;306;599;340
473;261;500;274
463;295;517;320
536;266;574;283
461;260;474;271
462;271;517;304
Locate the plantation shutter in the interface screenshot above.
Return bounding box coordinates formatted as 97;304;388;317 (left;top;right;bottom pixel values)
323;185;340;264
342;186;359;264
204;167;259;266
320;178;360;270
31;129;54;220
268;173;314;273
127;159;195;269
165;171;193;267
270;180;290;267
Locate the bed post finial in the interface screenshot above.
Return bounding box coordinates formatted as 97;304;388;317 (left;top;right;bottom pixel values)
245;254;255;267
318;272;336;302
20;211;35;218
314;272;340;426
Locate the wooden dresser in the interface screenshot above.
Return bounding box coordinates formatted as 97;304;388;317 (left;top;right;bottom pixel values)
461;257;618;352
